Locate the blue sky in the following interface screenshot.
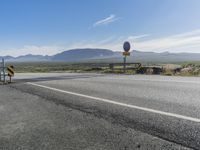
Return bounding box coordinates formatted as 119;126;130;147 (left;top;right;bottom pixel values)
0;0;200;56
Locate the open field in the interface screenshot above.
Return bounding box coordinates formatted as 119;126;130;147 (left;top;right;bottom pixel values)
6;61;200;76
6;62;108;73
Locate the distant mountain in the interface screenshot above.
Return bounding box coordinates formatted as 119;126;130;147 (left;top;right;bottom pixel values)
85;50;200;63
1;48;200;63
52;48;114;61
128;50;200;63
0;54;51;62
0;55;14;60
14;54;51;62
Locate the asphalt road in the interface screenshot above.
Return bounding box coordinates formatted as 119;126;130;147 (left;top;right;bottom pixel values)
1;73;200;149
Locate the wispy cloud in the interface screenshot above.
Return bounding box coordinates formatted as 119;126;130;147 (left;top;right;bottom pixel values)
66;30;200;53
67;34;150;51
127;34;150;41
1;30;200;57
0;45;63;57
93;14;120;27
135;29;200;53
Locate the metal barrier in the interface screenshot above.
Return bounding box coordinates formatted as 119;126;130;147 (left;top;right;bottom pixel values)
109;63;142;71
0;58;15;84
0;58;6;83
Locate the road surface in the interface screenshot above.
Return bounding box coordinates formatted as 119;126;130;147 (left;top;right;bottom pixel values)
1;73;200;149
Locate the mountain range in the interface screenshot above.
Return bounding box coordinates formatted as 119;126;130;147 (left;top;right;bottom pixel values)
1;48;200;63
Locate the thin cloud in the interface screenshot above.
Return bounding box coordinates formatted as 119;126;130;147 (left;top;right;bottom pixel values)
97;36;116;44
1;30;200;57
0;45;63;57
93;14;120;27
135;29;200;52
127;34;150;41
67;34;150;51
66;30;200;53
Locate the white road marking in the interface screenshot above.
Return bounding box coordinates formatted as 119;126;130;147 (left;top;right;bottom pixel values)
106;77;200;84
27;82;200;123
73;75;200;84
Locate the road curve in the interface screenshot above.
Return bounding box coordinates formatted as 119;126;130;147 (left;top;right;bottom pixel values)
9;73;200;149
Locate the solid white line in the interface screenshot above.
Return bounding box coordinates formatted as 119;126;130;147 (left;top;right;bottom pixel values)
107;77;200;84
27;82;200;123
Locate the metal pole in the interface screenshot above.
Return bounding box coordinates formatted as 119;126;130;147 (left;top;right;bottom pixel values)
123;56;126;73
0;59;1;82
2;58;6;83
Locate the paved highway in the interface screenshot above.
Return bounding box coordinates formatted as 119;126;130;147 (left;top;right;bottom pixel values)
1;73;200;149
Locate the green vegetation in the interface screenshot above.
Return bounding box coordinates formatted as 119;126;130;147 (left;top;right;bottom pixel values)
6;61;200;77
6;62;110;73
162;62;200;76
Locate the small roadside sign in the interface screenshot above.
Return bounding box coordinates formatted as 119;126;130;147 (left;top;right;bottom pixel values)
123;41;131;52
123;41;131;73
123;52;130;56
7;66;14;77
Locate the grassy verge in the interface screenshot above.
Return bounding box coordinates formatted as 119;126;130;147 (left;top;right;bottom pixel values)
6;62;109;73
5;61;200;77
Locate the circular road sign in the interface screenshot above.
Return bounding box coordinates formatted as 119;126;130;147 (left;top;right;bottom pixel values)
123;41;131;52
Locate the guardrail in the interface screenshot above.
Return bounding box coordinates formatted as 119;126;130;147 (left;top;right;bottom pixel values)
0;58;6;83
0;58;14;84
109;63;142;71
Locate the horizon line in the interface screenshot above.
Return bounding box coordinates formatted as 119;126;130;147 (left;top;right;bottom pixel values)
1;48;200;57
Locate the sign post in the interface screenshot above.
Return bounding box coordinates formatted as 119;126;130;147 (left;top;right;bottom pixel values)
0;60;1;82
123;41;131;73
0;59;15;84
3;59;5;83
123;56;126;73
7;65;14;83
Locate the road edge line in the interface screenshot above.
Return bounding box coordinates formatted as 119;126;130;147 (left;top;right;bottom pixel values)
27;82;200;123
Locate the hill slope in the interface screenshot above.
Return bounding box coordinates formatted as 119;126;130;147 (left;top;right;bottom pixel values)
1;48;200;63
52;49;114;61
